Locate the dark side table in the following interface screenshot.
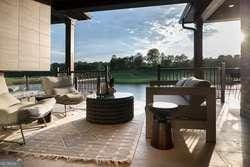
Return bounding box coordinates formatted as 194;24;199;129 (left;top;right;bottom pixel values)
150;102;178;150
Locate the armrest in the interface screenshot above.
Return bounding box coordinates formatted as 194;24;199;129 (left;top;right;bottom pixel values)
149;80;177;87
0;108;9;115
146;87;216;129
0;107;19;125
146;86;216;105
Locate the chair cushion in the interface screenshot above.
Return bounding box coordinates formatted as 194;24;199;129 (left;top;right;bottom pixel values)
42;77;73;95
182;77;211;106
175;78;187;87
154;95;189;106
56;93;84;105
21;98;56;118
182;77;211;88
0;101;33;125
53;86;76;95
0;92;20;109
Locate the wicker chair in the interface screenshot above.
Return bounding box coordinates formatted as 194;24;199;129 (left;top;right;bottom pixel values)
41;76;84;116
0;75;56;145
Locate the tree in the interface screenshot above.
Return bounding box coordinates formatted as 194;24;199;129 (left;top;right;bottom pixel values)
146;48;160;66
161;55;174;67
159;52;165;64
173;54;190;67
110;55;117;71
233;54;240;68
133;53;144;69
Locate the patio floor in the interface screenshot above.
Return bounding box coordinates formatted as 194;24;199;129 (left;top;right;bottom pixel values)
0;95;249;167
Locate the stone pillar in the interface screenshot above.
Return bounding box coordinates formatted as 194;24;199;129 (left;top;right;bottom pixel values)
194;19;204;79
240;0;250;118
65;18;75;76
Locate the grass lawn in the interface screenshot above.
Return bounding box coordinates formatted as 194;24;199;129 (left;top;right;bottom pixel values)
5;71;157;85
5;77;41;85
111;71;157;84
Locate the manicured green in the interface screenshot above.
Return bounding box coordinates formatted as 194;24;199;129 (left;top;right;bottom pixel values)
5;71;156;85
5;77;41;85
111;71;157;84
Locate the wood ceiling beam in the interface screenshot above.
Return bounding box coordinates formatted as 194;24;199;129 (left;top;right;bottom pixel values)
201;0;226;21
52;0;191;11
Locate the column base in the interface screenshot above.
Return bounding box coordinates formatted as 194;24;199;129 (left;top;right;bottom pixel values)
240;110;250;119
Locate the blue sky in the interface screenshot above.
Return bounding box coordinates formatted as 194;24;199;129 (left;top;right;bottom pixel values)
51;4;241;63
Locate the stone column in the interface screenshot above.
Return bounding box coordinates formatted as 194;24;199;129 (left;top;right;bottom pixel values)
194;19;204;79
65;18;76;76
240;0;250;118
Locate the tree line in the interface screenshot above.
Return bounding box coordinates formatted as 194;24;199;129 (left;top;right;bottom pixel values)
51;48;241;72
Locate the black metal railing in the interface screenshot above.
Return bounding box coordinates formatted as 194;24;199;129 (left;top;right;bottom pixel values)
2;67;109;95
157;66;223;99
156;63;241;103
73;70;107;94
2;64;241;102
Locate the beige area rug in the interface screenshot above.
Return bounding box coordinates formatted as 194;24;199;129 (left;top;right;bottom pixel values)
3;109;144;166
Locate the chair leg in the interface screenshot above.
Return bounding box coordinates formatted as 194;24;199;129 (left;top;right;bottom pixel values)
19;124;25;145
64;105;67;117
2;126;7;131
42;117;47;127
0;125;25;145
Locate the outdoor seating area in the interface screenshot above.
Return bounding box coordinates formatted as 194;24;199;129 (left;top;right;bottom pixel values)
0;86;249;166
0;0;250;166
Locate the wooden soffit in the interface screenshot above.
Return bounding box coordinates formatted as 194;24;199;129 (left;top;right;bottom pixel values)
50;0;191;12
181;0;239;23
51;9;90;24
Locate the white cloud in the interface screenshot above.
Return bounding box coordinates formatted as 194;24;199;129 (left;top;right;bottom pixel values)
51;4;241;63
204;21;240;58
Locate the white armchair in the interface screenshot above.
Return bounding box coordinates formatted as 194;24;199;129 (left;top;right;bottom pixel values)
41;76;84;116
0;74;56;145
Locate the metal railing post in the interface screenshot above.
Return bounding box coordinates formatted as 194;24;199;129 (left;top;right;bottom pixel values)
74;76;78;91
157;65;161;81
25;75;29;90
220;62;226;103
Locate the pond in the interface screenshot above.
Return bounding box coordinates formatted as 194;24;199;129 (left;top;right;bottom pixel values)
10;84;148;101
115;84;147;101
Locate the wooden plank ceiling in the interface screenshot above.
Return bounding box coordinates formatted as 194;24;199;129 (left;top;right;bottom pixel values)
51;9;90;24
37;0;239;24
51;0;191;11
207;0;239;23
181;0;239;23
37;0;192;24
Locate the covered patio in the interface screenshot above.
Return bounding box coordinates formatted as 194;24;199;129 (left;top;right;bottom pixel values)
0;95;248;167
0;0;250;166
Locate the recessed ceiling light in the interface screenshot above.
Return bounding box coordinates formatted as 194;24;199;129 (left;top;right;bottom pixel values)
229;4;235;8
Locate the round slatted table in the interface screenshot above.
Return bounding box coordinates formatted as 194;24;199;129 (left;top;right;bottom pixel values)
86;92;134;124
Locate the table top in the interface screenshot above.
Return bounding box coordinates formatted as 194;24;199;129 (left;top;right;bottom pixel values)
87;92;133;100
151;102;178;110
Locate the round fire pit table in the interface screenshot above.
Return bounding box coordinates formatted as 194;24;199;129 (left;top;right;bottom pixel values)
86;92;134;124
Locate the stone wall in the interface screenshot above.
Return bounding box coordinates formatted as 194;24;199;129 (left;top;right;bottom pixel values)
240;0;250;118
0;0;51;71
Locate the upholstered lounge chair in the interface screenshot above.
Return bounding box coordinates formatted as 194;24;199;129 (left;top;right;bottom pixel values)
41;76;84;116
146;77;216;143
0;75;56;144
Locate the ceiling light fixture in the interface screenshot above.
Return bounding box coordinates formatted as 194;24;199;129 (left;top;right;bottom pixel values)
228;4;235;8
